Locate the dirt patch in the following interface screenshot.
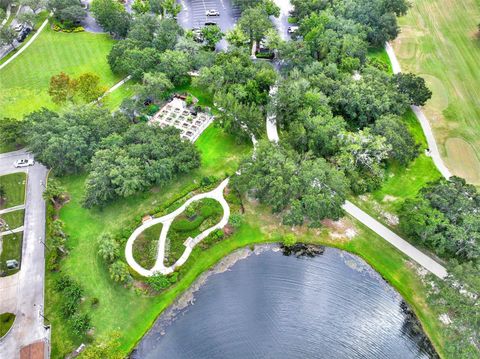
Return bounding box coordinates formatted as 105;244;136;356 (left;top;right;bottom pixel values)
445;137;480;184
322;218;357;241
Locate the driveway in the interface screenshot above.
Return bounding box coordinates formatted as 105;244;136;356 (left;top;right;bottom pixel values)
177;0;241;50
0;150;49;359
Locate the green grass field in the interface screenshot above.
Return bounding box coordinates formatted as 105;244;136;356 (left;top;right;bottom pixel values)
393;0;480;184
0;209;25;230
0;232;23;275
0;173;26;209
132;223;163;270
45;125;250;358
0;313;15;338
0;26;120;119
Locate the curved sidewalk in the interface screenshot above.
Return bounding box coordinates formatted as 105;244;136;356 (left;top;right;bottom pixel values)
125;178;230;277
266;86;447;279
385;42;452;180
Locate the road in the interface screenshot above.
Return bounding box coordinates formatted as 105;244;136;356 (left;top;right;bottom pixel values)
177;0;241;50
0;5;28;60
385;43;452;180
0;150;49;359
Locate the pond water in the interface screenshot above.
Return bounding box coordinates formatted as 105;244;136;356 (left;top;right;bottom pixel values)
132;246;437;359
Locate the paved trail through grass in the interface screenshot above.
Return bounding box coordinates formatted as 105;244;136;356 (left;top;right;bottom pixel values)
393;0;480;184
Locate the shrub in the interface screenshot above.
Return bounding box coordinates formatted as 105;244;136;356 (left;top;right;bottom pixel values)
73;26;84;32
147;273;171;291
282;234;296;248
109;261;131;284
229;213;243;228
54;275;74;291
97;233;119;263
70;313;91;335
91;297;99;307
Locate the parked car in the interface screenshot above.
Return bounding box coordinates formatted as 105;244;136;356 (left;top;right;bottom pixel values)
13;158;35;168
13;23;24;32
204;21;217;26
205;9;220;16
287;26;299;34
17;28;30;42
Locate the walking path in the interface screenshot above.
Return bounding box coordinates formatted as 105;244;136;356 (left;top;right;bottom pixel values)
125;178;230;277
265;89;448;278
0;225;24;237
0;15;50;71
385;43;452;180
0;204;25;215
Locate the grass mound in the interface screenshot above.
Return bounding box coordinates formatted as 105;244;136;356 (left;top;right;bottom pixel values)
0;232;23;276
132;223;163;270
165;198;223;266
0;313;15;337
0;173;26;209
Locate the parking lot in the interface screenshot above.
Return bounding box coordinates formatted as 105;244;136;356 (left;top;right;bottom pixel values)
177;0;241;50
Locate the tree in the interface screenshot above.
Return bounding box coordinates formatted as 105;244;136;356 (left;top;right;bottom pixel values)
162;0;181;17
97;233;119;262
136;72;173;102
20;0;46;14
156;50;191;85
91;0;131;37
373;114;418;165
334;128;391;194
108;41;158;80
43;178;66;207
132;0;149;14
226;26;249;47
153;18;183;51
0;26;17;50
0;117;24;148
48;0;86;26
48;72;77;104
76;72;105;102
17;12;37;30
0;8;6;22
394;73;432;106
201;24;223;49
238;5;274;45
109;261;131;283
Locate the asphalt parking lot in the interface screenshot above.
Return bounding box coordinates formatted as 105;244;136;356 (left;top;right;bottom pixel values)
177;0;241;50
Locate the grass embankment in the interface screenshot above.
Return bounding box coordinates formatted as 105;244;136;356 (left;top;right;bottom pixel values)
45;125;250;358
0;172;26;209
0;25;119;118
132;223;163;269
165;198;223;266
0;209;24;230
0;312;15;337
0;232;23;275
393;0;480;184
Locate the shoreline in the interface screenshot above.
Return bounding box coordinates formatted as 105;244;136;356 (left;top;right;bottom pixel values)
130;243;438;358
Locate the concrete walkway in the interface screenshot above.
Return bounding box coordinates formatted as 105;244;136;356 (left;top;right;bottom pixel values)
0;204;25;215
266;75;448;279
125;178;230;277
385;42;452;180
0;225;24;237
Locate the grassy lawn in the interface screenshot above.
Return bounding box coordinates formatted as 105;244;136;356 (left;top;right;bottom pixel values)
0;209;24;230
101;80;136;111
0;25;120;119
0;313;15;338
367;46;393;74
0;173;26;209
165;198;224;266
46;126;250;358
0;232;23;275
393;0;480;184
132;223;163;270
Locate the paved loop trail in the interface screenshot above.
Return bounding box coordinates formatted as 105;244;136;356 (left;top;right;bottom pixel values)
125;178;230;277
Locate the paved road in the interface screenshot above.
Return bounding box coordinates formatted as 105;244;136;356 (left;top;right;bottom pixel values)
0;5;28;60
177;0;241;50
126;178;230;277
80;0;104;33
385;43;452;180
0;150;49;359
271;0;293;40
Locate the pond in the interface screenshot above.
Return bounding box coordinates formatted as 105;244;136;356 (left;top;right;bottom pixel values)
132;245;437;359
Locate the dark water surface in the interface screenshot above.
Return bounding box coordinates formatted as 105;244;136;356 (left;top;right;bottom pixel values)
133;246;437;359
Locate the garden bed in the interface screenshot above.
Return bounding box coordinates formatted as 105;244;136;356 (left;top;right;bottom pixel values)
132;223;163;270
0;232;23;276
164;198;223;266
0;312;15;337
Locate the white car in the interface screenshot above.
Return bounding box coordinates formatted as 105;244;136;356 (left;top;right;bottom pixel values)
13;23;24;32
14;158;35;168
287;26;299;34
205;9;220;16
